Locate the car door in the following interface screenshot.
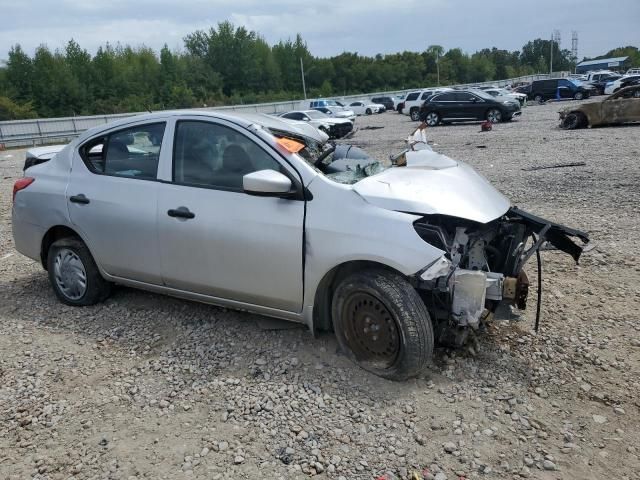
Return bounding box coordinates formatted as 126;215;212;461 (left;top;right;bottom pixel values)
455;92;485;119
557;79;575;99
431;92;457;119
67;121;167;284
156;118;305;312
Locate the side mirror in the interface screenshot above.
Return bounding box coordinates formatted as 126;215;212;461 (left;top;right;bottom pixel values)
243;170;292;196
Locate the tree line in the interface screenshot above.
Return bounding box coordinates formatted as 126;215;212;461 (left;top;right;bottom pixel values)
0;21;637;120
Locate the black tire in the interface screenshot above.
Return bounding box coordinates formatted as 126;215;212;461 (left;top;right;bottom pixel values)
634;90;640;98
409;108;421;121
332;269;434;380
47;237;111;306
486;108;502;123
397;106;403;113
573;91;584;100
424;111;440;126
561;112;587;130
533;94;544;103
365;108;372;115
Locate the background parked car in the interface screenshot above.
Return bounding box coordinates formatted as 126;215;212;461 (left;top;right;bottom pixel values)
311;106;356;122
281;110;353;138
403;88;454;121
419;89;521;126
530;78;592;102
604;75;640;94
371;96;395;111
589;74;622;95
484;87;528;106
559;85;640;129
348;101;382;115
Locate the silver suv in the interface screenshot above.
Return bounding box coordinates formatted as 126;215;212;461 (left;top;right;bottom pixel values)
12;112;588;380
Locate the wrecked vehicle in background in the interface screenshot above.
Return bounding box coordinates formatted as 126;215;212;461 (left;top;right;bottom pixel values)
12;111;588;381
559;85;640;129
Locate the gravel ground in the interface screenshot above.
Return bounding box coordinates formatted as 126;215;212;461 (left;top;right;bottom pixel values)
1;102;639;480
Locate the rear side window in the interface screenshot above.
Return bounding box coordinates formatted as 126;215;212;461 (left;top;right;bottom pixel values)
80;123;165;180
434;92;456;101
173;121;283;191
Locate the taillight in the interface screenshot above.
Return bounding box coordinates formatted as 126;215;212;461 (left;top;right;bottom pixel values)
12;177;35;202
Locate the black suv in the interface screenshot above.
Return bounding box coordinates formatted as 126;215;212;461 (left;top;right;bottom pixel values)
418;90;521;126
530;79;592;102
371;96;395;111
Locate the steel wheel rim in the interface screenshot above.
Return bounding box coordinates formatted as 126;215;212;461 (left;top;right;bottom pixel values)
341;292;400;367
575;93;583;100
426;113;438;125
53;248;87;300
488;109;501;123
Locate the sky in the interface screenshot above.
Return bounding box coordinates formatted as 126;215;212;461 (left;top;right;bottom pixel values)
0;0;638;62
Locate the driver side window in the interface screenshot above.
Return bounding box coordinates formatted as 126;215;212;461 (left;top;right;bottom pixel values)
173;121;283;191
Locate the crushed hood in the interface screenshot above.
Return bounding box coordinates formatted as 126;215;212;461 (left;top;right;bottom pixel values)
353;150;511;224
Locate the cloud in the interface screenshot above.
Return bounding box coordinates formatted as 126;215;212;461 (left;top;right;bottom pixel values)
0;0;637;61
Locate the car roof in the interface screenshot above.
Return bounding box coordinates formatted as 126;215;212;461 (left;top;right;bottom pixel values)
76;110;316;144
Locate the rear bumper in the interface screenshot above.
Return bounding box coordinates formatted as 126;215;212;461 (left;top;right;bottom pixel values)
12;209;45;263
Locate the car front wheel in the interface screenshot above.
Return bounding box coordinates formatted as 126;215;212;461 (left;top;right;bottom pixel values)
561;112;587;129
365;108;372;115
425;112;440;126
534;94;544;103
332;269;434;380
574;92;584;100
47;237;111;306
486;108;502;123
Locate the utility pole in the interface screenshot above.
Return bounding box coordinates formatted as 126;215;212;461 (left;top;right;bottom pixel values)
436;55;440;86
550;30;561;74
300;57;307;100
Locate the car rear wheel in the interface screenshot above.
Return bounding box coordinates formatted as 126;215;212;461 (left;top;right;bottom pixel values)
561;112;587;130
409;108;421;121
332;269;434;380
534;94;544;103
486;108;502;123
47;237;111;306
425;112;440;126
365;108;372;115
573;92;584;100
634;90;640;98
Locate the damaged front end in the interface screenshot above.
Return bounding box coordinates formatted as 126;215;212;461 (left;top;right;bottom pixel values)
412;207;589;346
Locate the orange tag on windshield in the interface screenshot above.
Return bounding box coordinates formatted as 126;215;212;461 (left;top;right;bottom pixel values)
276;137;305;153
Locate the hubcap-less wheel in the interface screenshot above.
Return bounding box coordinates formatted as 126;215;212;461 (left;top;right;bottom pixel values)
365;108;372;115
53;248;87;300
574;92;584;100
487;109;502;123
425;112;439;126
341;292;400;368
534;94;543;103
633;90;640;98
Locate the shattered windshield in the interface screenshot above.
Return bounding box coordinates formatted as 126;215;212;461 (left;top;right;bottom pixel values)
266;126;433;185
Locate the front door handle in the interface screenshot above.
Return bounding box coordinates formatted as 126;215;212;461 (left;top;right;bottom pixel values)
69;194;90;204
167;207;195;219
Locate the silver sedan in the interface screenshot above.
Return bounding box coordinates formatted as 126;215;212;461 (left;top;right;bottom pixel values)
12;112;588;380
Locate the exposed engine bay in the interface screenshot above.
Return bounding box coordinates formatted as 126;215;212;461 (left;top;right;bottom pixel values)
412;208;589;345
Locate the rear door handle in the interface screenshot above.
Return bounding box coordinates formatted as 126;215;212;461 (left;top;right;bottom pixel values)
167;207;195;219
69;194;90;204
